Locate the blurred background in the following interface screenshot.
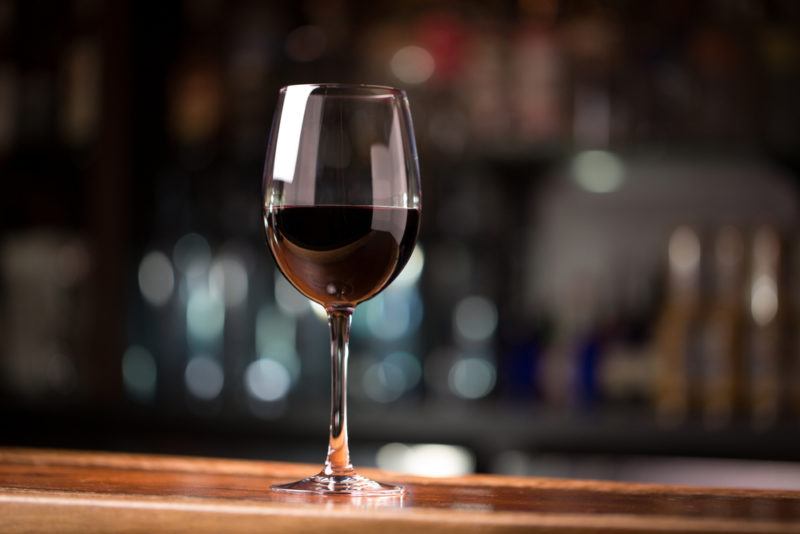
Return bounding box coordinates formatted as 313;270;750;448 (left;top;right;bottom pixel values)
2;0;800;489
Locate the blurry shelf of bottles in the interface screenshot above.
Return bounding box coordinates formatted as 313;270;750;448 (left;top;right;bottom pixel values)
2;0;800;462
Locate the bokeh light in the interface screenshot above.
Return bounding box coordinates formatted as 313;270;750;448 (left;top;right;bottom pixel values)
390;45;435;85
363;359;406;403
448;357;496;399
385;351;422;391
137;251;174;306
209;254;249;308
173;233;211;273
256;305;295;356
122;345;157;401
184;355;224;400
365;293;408;341
453;295;498;344
245;358;291;402
274;272;310;317
360;284;423;341
255;305;301;382
187;288;225;345
376;443;475;477
751;275;778;326
571;150;625;193
669;226;701;275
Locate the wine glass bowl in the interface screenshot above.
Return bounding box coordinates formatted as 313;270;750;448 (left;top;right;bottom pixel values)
266;205;419;310
262;84;421;495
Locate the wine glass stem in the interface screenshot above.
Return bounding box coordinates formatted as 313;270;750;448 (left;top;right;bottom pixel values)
323;307;354;476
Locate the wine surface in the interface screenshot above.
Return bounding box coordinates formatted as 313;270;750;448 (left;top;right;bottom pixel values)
267;205;419;308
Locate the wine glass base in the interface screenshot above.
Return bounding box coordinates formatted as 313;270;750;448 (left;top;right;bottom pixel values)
272;471;404;496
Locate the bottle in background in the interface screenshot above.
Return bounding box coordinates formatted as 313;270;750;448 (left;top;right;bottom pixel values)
60;38;101;148
700;226;745;427
539;278;597;409
746;226;783;429
653;226;702;425
600;270;659;407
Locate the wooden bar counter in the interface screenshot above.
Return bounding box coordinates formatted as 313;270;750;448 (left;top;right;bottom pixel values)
1;448;799;533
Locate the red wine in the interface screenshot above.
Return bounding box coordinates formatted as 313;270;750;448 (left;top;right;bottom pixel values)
266;205;420;308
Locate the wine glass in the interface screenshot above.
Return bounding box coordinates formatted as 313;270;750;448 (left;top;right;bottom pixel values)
262;84;421;495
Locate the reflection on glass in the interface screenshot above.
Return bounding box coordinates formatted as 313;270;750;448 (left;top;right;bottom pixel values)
271;85;316;184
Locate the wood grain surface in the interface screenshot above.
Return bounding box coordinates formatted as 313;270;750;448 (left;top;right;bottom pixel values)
1;448;799;533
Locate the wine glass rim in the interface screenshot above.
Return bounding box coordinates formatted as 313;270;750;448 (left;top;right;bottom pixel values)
279;83;405;97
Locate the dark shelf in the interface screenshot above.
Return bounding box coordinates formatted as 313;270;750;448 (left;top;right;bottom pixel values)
2;402;797;468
